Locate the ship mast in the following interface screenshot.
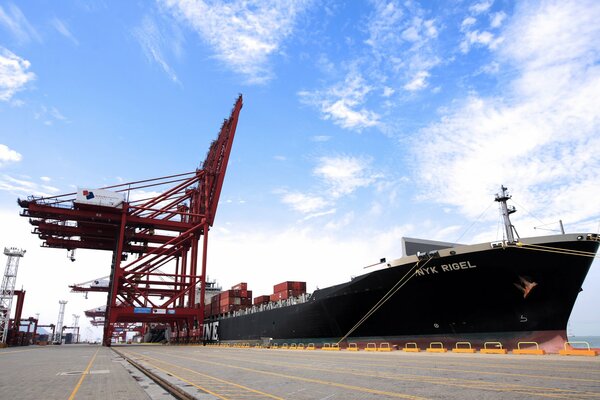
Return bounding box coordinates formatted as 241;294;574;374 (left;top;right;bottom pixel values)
495;185;519;243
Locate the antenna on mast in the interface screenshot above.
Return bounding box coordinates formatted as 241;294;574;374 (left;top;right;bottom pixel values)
495;185;519;243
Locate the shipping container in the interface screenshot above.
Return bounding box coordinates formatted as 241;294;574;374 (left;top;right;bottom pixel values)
232;282;247;290
254;295;271;305
273;281;306;293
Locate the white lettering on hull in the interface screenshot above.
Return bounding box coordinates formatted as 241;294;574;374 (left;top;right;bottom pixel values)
203;321;219;341
416;261;477;276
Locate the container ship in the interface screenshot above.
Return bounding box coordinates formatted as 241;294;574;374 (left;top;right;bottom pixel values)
202;187;599;353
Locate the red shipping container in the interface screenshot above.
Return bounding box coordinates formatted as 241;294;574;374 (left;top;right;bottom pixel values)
274;281;306;293
254;295;270;305
232;282;247;290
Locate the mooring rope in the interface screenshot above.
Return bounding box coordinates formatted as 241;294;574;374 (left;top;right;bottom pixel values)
336;257;432;345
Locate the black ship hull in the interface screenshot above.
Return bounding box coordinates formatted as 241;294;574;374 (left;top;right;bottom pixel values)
203;233;599;352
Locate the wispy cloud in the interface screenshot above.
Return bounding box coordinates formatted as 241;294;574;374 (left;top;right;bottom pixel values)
281;192;329;214
313;155;379;198
51;18;78;46
413;1;600;228
133;15;181;84
469;0;494;15
299;0;443;133
34;105;69;126
365;0;441;92
279;155;381;218
0;174;60;197
299;72;380;130
0;47;35;101
159;0;311;84
0;144;21;166
0;3;41;44
459;0;504;53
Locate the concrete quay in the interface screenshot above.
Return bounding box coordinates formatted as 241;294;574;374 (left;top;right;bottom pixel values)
1;343;599;399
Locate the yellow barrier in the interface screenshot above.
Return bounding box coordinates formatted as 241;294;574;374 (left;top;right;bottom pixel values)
452;341;476;353
297;343;305;350
306;343;315;350
348;343;359;351
512;341;545;355
322;343;331;351
290;343;298;350
271;344;279;349
426;342;447;353
331;343;340;351
365;343;378;352
281;343;289;349
403;342;420;352
378;342;392;352
559;341;598;357
480;342;507;354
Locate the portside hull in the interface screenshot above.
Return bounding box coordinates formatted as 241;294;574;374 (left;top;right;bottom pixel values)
204;235;599;353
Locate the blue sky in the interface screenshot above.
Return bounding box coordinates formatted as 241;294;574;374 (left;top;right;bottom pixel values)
1;0;599;339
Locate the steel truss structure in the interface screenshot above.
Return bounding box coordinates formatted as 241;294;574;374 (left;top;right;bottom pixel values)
18;96;242;346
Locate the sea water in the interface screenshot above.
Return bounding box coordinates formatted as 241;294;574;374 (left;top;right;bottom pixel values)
568;336;600;348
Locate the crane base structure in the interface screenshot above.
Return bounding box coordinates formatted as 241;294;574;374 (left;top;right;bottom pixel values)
18;96;242;346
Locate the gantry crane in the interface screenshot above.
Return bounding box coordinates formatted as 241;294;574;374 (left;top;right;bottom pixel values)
18;95;242;346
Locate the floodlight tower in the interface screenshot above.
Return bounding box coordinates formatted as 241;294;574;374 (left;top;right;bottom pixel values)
54;300;67;343
0;247;26;345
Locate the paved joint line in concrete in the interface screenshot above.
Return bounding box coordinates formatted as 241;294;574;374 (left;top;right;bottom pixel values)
128;348;428;400
68;347;100;400
200;346;600;375
118;349;284;400
195;349;600;384
165;348;598;399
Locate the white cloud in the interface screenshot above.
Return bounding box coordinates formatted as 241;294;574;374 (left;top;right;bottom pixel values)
0;174;60;196
413;1;600;228
403;70;430;91
382;86;394;97
51;18;79;46
461;16;477;30
40;176;51;182
490;11;506;28
273;155;286;161
313;155;378;198
281;192;328;214
0;47;35;101
133;15;180;84
159;0;310;84
34;105;69;125
0;144;21;166
469;0;494;15
460;30;503;53
279;155;381;215
299;72;380;130
0;4;40;44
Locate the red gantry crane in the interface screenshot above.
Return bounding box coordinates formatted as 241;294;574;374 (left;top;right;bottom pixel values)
18;95;243;346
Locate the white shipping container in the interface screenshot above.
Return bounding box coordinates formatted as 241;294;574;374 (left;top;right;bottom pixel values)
75;188;125;208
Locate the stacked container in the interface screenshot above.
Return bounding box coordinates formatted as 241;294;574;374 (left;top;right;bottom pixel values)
206;283;252;316
253;295;271;305
270;281;306;302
